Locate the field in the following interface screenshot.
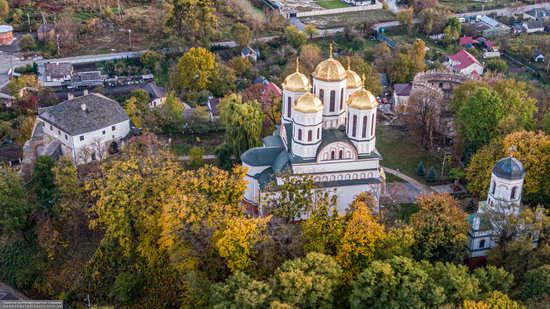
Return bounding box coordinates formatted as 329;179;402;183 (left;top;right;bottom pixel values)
300;9;394;28
315;0;349;9
439;0;516;13
376;124;448;184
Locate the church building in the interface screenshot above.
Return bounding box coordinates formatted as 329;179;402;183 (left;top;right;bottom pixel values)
241;46;385;216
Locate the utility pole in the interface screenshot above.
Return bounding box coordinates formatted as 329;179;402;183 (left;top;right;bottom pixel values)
128;29;132;49
441;151;450;180
27;12;31;32
56;34;60;56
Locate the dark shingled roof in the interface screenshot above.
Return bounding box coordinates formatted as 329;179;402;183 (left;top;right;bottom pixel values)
492;157;525;180
143;82;166;100
44;62;73;78
38;93;129;136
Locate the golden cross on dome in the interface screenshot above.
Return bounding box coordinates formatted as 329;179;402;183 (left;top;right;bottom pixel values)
296;58;300;72
329;43;333;58
509;145;517;157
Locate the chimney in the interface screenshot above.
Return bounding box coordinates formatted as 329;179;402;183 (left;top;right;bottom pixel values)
83;89;88;95
67;93;74;100
81;103;86;111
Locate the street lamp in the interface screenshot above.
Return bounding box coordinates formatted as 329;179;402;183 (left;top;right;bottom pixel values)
56;34;60;56
128;29;132;49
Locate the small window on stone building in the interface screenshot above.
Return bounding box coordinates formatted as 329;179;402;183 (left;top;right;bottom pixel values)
307;130;312;142
329;90;335;112
479;239;486;248
80;136;84;141
112;125;116;131
339;150;343;159
58;130;60;135
298;129;302;141
64;134;67;140
42;122;45;127
102;130;106;135
511;187;517;199
50;125;53;130
331;151;335;160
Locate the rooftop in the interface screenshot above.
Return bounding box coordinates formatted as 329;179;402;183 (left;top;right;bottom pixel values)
449;50;482;71
44;62;73;78
394;83;412;96
0;25;13;33
143;82;166;100
38;93;129;136
492;157;525;180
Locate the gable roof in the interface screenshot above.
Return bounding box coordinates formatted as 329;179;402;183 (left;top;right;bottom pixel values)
534;49;544;58
523;20;544;30
459;36;477;46
38;93;129;135
449;50;482;71
262;82;282;102
394;83;412;96
44;62;73;78
143;82;166;100
241;46;259;56
525;8;550;19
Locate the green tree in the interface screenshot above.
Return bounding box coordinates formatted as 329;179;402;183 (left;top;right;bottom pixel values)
444;17;461;45
428;262;480;304
33;156;57;210
0;0;8;22
345;55;383;96
473;266;514;295
0;167;30;234
217;94;264;164
273;252;342;308
210;271;272;309
284;26;307;50
227;57;252;77
349;256;445;309
485;58;509;73
410;194;468;263
231;23;252;47
209;64;237;97
266;174;316;223
397;8;414;36
164;0;217;43
302;194;342;255
463;291;522;309
522;265;550;300
416;161;425;176
140;50;164;74
426;166;437;183
187;146;204;169
19;34;35;52
456;87;505;149
124;96;142;128
159;92;184;133
175;47;217;92
109;271;144;306
304;24;318;39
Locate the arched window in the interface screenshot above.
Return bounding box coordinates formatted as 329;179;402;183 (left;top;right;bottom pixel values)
329;90;336;112
511;187;517;199
479;239;486;248
352;115;357;137
317;127;320;139
362;116;368;138
319;89;324;104
340;88;344;110
491;181;496;195
331;151;335;160
339;150;343;159
287;97;292;118
371;113;375;137
298;129;302;141
307;130;312;142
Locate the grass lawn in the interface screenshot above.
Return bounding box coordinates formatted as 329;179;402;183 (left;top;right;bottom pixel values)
376;125;448;184
300;9;394;29
168;131;225;156
384;172;406;183
314;0;349;9
439;0;515;13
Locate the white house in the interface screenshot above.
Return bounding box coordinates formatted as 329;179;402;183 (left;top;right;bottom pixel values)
143;82;167;108
241;51;384;217
241;46;260;62
448;50;484;77
29;93;131;165
522;20;545;33
534;49;545;63
392;83;412;112
44;62;73;82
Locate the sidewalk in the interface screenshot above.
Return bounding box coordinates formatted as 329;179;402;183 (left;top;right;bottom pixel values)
382;166;435;194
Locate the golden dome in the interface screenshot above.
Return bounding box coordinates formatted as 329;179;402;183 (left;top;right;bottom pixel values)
294;92;323;113
313;44;346;82
347;74;378;110
345;57;362;89
282;59;310;92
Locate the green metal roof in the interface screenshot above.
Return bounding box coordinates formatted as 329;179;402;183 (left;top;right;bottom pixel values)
263;135;285;148
272;150;290;173
241;147;284;166
317;128;356;156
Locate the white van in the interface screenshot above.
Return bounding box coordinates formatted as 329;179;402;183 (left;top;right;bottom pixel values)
459;17;466;23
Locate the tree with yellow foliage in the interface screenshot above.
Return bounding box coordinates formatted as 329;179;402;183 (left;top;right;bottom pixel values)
336;193;385;281
175;47;217;92
124;96;141;128
463;291;523;309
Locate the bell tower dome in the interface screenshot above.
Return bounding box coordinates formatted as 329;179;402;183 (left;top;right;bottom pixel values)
345;74;378;155
487;146;525;210
291;92;324;159
282;59;310;124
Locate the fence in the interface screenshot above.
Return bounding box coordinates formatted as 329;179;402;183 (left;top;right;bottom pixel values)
375;31;396;48
295;2;383;18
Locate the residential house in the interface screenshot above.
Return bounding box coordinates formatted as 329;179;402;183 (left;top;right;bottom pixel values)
459;36;478;49
143;82;167;108
523;8;550;21
241;46;260;62
44;62;73;82
523;20;545;33
472;16;511;37
27;93;132;165
392;83;412;112
37;23;55;42
207;97;221;121
261;82;283;106
534;49;545;63
448;50;484;77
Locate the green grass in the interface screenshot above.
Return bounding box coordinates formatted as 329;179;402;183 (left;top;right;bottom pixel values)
376;125;448;184
168;132;224;156
315;0;349;9
300;9;394;29
384;172;406;183
439;0;516;13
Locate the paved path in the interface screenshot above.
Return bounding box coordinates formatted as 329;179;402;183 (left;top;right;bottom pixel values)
178;154;216;161
382;165;435;194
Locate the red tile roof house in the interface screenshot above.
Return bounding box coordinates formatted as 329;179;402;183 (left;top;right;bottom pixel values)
261;82;282;106
458;36;478;49
448;50;484;77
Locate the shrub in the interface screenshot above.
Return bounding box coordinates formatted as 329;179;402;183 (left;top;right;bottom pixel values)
426;166;437;183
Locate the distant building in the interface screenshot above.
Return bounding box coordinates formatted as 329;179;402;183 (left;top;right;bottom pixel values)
459;36;478;49
207;97;221;121
71;71;104;87
143;82;167;108
472;16;511;37
0;25;14;45
392;83;412;112
26;93;132;165
37;23;55;42
448;50;484;77
533;49;545;63
523;8;550;21
379;73;389;89
522;20;545;33
261;82;283;106
44;62;73;82
241;46;260;62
